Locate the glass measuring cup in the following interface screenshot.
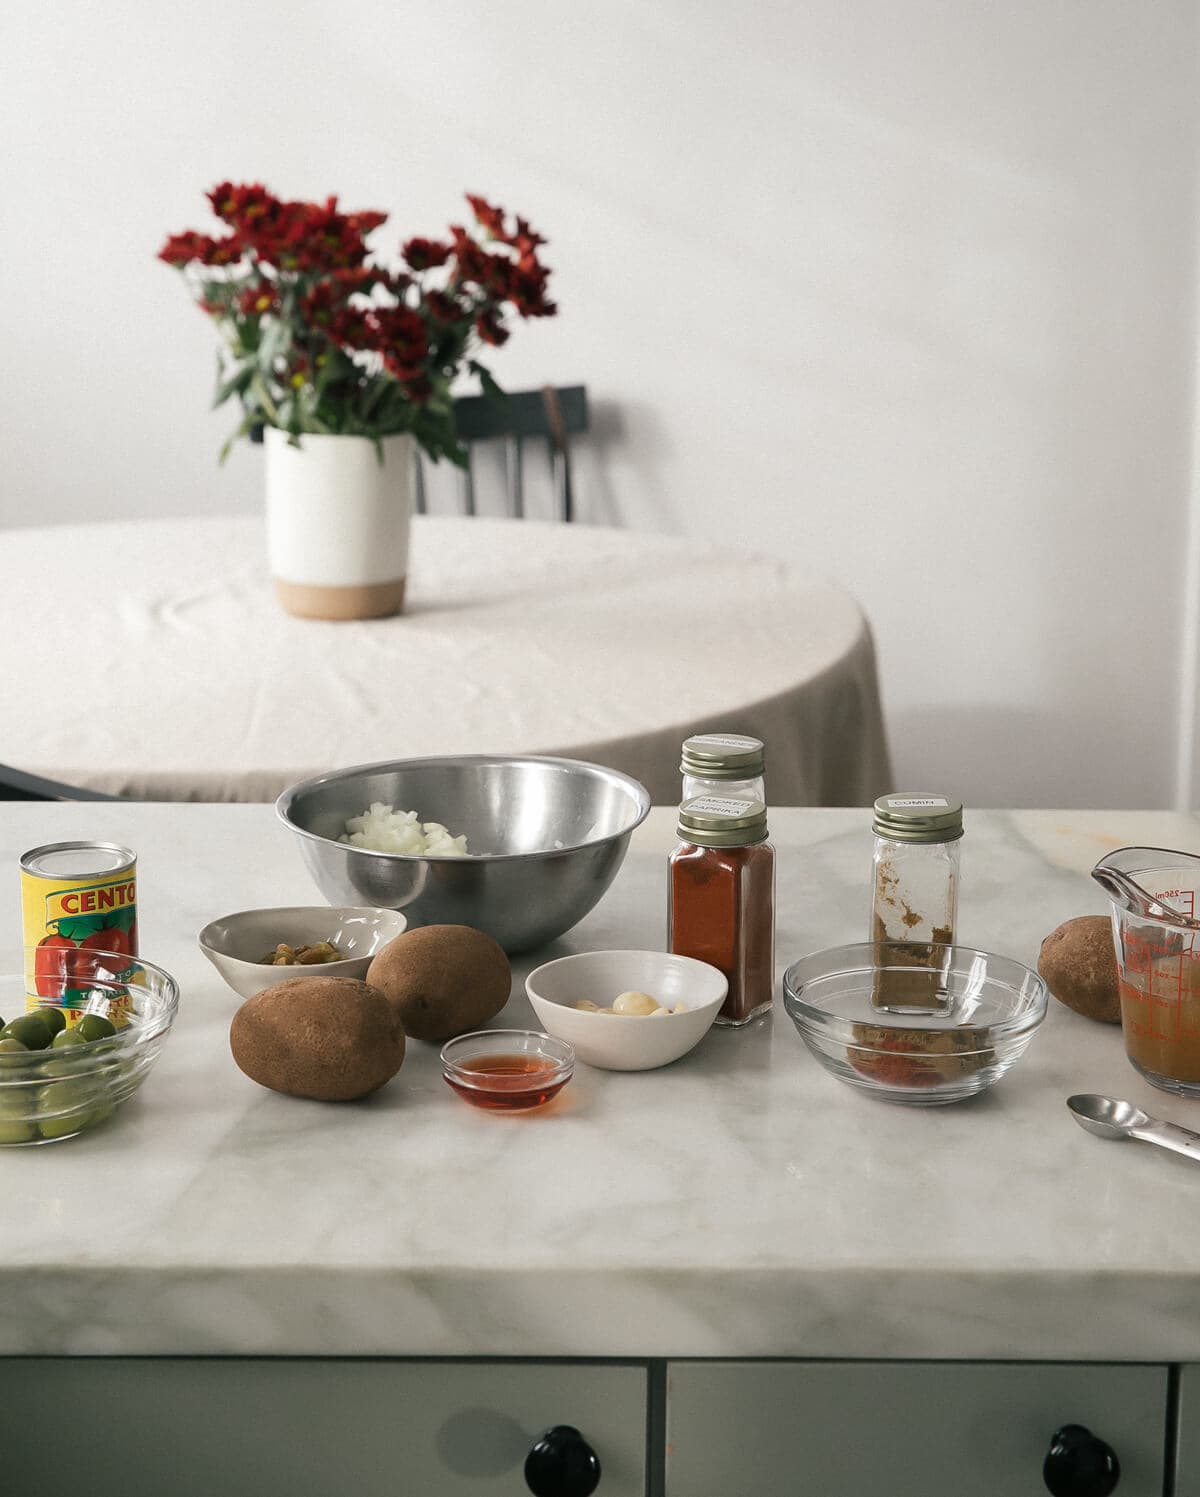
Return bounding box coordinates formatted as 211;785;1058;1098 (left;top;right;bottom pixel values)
1092;846;1200;1097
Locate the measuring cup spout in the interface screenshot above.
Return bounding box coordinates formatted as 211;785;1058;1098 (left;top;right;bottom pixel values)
1091;847;1200;924
1091;861;1155;916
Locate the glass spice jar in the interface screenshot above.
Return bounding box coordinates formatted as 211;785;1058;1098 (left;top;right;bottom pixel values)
680;733;766;805
870;794;964;1013
669;796;775;1027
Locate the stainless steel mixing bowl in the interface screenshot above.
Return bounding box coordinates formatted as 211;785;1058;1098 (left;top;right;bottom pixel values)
276;756;652;953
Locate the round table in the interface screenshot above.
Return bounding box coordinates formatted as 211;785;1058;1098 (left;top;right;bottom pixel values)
2;516;891;804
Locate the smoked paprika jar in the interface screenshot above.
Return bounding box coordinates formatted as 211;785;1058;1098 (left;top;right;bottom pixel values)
669;797;775;1027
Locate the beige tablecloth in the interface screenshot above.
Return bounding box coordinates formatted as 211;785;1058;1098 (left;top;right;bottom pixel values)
1;516;891;804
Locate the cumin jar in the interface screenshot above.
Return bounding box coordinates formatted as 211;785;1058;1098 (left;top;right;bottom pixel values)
669;797;775;1027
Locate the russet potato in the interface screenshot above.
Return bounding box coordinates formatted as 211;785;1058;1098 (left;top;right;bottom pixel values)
1037;916;1121;1024
230;976;406;1100
366;924;511;1043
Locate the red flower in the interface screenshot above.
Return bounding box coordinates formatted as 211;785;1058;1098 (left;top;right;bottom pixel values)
474;309;509;346
331;266;382;297
207;182;279;227
158;231;213;266
346;209;388;237
157;230;241;268
482;253;518;300
511;215;547;255
466;193;507;238
448;225;490;285
329;305;370;346
282;353;311;390
238;283;278;317
302;281;339;329
402;237;452;271
424;290;462;323
510;262;555;317
233;193;383;273
374;305;429;360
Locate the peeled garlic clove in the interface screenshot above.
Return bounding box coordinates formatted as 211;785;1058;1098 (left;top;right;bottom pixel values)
613;990;660;1016
648;1006;670;1017
573;999;600;1012
672;1001;688;1014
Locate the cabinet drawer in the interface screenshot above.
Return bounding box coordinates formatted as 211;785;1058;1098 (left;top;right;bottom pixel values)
1171;1364;1200;1491
0;1358;646;1497
666;1360;1166;1497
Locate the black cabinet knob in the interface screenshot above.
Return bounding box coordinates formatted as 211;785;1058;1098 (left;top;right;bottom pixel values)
524;1424;601;1497
1043;1423;1120;1496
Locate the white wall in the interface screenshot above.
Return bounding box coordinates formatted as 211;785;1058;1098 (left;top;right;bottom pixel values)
2;1;1196;808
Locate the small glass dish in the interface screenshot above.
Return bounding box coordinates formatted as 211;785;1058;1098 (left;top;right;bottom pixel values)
440;1029;575;1112
0;950;179;1145
782;942;1046;1106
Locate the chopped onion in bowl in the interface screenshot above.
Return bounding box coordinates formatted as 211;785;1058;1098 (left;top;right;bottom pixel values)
340;803;471;857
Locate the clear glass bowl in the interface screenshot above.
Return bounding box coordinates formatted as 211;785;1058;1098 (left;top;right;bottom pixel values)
440;1029;575;1112
0;950;179;1145
782;943;1047;1106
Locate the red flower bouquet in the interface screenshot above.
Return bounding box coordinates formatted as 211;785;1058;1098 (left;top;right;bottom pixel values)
159;184;556;463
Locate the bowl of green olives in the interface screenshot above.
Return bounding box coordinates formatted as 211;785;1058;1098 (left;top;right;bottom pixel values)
0;949;179;1145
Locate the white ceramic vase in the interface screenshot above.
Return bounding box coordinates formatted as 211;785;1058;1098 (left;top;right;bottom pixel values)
264;428;415;621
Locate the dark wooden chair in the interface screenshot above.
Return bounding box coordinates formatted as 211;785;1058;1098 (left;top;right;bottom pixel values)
0;764;118;802
416;384;588;523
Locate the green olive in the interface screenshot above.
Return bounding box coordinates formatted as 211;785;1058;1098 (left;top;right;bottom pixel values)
0;1015;54;1050
40;1055;90;1078
51;1027;88;1050
75;1014;117;1043
32;1006;67;1036
0;1084;37;1142
38;1077;103;1139
0;1037;30;1054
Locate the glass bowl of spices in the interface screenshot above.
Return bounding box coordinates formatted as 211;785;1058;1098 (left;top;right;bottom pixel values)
440;1029;575;1112
782;943;1047;1105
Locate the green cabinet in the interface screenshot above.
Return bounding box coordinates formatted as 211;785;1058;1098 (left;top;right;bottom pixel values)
0;1355;1183;1495
0;1358;647;1497
666;1361;1169;1496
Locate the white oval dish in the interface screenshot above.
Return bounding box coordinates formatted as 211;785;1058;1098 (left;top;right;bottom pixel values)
526;949;727;1071
198;906;408;1001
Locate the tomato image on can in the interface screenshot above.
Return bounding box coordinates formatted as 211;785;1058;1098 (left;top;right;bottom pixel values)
20;842;137;1025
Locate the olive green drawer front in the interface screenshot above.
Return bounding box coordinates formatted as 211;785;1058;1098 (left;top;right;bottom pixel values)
0;1358;646;1497
666;1361;1167;1497
1172;1364;1200;1491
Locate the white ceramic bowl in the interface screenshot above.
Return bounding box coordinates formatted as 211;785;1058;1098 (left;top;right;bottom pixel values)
526;950;727;1071
198;906;408;1001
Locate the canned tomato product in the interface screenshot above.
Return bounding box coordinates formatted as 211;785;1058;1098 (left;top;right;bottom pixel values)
20;842;138;1023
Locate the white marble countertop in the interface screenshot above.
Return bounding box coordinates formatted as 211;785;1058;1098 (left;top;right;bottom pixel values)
3;802;1200;1362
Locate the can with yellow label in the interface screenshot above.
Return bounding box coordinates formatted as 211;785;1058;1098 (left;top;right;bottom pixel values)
20;842;138;1025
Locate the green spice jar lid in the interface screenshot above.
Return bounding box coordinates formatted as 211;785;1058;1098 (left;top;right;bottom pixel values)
678;796;768;847
872;794;964;844
680;733;765;779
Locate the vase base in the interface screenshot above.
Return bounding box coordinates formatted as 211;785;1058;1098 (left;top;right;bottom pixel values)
273;576;406;621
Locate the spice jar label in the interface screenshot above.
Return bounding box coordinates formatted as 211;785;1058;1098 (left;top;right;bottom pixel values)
887;797;949;808
688;734;761;750
685;797;758;817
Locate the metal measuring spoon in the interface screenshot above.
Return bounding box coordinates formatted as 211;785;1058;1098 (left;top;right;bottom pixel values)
1067;1094;1200;1162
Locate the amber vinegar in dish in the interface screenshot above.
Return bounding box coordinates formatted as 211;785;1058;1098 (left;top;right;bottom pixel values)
440;1029;575;1112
